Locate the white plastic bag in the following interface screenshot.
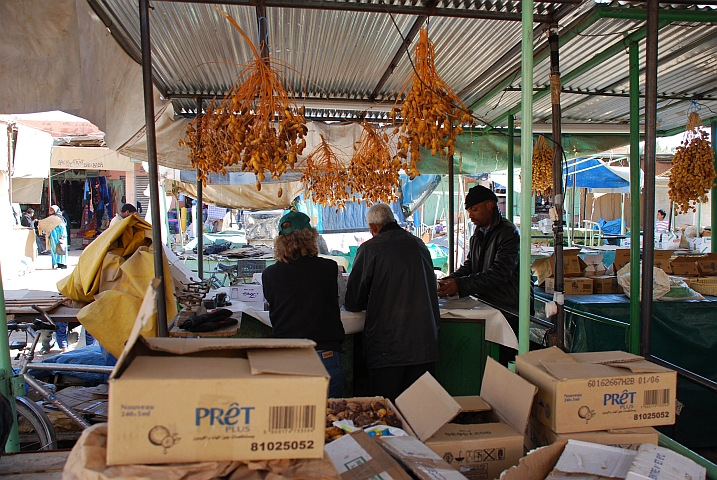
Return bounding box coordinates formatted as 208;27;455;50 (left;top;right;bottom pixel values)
616;263;671;300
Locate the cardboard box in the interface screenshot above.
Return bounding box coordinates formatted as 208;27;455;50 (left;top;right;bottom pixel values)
532;248;587;285
397;359;537;480
107;336;329;465
516;347;677;434
653;249;673;274
235;284;265;304
669;256;699;277
378;436;468;480
592;275;623;294
697;253;717;276
613;249;631;273
325;430;411;480
525;415;659;451
501;440;706;480
545;277;593;295
582;254;607;277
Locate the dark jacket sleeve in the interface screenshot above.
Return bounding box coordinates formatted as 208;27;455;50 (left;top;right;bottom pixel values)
344;246;370;312
454;228;520;298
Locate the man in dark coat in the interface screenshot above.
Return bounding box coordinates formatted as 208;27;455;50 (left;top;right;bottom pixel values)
344;203;440;401
437;185;532;364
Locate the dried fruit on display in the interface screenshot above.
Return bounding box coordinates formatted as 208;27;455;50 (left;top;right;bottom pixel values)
532;135;553;196
668;112;716;214
325;399;402;442
301;135;351;210
393;27;474;179
348;122;401;206
180;10;307;191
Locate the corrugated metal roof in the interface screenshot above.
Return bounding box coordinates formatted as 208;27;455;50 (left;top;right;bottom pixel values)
91;0;717;134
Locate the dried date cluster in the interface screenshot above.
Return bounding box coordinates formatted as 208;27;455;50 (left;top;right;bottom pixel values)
325;399;402;442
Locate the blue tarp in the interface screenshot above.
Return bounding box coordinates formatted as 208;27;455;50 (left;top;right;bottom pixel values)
564;158;631;193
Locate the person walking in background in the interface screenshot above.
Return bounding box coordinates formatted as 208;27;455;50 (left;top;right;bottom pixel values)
37;205;68;269
21;207;48;254
655;209;669;232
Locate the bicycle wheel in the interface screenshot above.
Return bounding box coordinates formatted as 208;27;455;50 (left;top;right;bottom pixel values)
13;396;57;451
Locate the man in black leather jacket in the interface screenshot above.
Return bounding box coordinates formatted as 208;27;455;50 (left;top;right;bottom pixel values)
345;203;440;401
438;185;532;363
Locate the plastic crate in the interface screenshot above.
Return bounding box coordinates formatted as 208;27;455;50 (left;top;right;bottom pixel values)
236;259;268;277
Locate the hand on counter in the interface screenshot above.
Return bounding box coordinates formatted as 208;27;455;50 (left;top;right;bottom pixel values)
437;278;459;298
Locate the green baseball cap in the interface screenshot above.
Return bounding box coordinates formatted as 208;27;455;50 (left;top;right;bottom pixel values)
279;211;312;235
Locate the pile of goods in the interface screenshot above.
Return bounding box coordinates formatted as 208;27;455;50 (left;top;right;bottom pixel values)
180;10;307;192
668;112;716;214
393;27;474;179
532;135;553;196
325;399;402;442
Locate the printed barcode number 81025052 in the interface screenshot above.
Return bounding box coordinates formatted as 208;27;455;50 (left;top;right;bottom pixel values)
269;405;316;433
644;389;670;407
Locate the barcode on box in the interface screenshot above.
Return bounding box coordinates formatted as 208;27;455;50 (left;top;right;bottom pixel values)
644;389;670;407
269;405;316;433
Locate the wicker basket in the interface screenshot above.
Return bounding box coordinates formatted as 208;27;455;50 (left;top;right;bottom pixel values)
689;278;717;296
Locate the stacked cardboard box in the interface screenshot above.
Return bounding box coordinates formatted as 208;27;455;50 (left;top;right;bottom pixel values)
533;248;594;295
516;348;677;456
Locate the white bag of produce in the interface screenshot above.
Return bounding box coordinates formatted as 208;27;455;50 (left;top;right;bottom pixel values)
616;263;670;300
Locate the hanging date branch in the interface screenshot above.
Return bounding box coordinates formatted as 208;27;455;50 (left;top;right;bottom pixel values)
302;135;351;210
349;122;401;206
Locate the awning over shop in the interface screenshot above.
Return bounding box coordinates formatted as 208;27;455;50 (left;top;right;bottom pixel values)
50;146;134;171
564;157;643;194
11;178;44;204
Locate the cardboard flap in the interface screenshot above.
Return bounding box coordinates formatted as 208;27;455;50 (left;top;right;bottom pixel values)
583;254;605;265
247;347;329;377
568;350;640;364
480;357;536;434
540;361;621;380
454;396;491;413
141;337;316;355
602;359;668;374
396;372;461;442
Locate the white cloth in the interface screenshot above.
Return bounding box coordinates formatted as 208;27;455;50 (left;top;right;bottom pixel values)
213;287;518;349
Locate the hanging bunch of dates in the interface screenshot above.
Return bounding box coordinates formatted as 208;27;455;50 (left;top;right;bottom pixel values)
532;135;553;196
392;27;474;179
668;112;716;214
348;122;401;205
301;135;351;210
180;10;307;193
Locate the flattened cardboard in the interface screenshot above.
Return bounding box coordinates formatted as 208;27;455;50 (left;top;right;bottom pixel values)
324;430;411;480
516;348;677;434
593;276;623;294
378;436;468;480
696;253;717;276
626;443;706;480
554;440;636;477
526;416;659;451
107;336;329;465
396;372;461;442
669;257;699;277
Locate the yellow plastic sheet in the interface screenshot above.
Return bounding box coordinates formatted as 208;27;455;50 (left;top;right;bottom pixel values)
58;216;177;357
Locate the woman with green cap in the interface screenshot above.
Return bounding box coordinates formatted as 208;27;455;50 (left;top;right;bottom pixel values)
262;211;346;398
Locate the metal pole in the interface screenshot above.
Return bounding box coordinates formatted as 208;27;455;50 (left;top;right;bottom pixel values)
196;98;204;280
0;264;21;452
507;115;515;221
713;120;717;255
549;24;565;351
519;0;534;356
139;0;168;336
448;156;455;273
640;0;658;357
628;40;641;355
